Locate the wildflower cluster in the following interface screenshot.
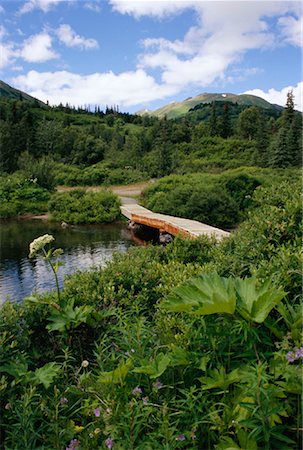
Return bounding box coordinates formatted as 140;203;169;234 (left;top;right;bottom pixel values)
286;346;303;363
66;438;80;450
132;386;142;397
29;234;54;258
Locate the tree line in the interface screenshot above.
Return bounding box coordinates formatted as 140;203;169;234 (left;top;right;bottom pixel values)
0;91;301;179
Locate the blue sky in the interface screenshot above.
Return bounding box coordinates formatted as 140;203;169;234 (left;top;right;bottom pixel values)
0;0;302;112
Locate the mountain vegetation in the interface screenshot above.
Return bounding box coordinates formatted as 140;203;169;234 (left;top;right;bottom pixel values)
139;92;283;120
0;82;300;178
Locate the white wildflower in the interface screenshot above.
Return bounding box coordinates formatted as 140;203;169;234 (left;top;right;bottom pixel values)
29;234;55;258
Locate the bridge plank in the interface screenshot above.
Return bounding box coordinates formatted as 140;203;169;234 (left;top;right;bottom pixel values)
121;205;230;240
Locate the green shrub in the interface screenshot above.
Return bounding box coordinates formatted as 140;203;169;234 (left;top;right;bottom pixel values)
0;174;50;218
18;152;57;190
211;179;302;299
48;189;121;224
54;162;148;186
141;172;259;229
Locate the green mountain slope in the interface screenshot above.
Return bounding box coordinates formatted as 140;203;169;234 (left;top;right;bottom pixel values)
145;93;283;119
0;80;46;106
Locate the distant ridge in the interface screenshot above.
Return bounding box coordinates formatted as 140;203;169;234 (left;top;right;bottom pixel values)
0;80;46;106
138;92;283;119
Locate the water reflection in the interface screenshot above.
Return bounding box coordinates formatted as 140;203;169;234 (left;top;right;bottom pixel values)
0;219;135;304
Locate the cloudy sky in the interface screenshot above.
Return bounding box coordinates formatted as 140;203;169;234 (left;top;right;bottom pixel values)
0;0;302;112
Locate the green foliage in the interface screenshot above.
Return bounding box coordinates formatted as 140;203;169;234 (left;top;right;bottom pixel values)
0;91;299;188
0;173;50;218
234;277;286;323
212;179;302;300
18;151;57;190
142;170;263;228
46;299;94;332
48;189;121;224
269;91;302;168
161;273;285;323
32;362;61;389
161;273;237;315
54;161;148;186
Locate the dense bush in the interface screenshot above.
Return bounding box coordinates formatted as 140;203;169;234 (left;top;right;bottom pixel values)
210;179;302;299
18;152;57;190
141;170;263;229
48;189;121;224
54;162;148;186
0;174;50;218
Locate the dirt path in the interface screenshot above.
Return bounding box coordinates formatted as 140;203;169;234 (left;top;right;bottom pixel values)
56;181;153;205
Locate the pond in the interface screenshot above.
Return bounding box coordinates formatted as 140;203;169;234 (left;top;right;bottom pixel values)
0;219;136;304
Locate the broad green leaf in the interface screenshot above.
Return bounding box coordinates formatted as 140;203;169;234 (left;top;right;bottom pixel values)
199;355;211;371
98;359;132;384
47;315;69;332
199;366;241;391
234;277;286;323
237;429;257;450
216;436;241;450
46;300;93;332
169;345;189;366
1;359;28;379
161;273;236;316
32;362;61;389
132;353;171;379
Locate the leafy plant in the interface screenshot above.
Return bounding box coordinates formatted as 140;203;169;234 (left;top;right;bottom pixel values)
161;272;236;315
48;189;121;224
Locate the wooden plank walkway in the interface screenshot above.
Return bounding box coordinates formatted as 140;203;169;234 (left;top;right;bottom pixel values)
121;204;230;240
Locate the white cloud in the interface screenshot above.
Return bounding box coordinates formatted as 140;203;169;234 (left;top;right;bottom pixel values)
278;14;303;47
84;2;102;13
0;43;16;69
56;24;98;50
21;32;59;62
109;0;192;19
11;65;24;72
243;81;303;111
12;69;178;107
113;1;301;92
18;0;73;14
0;25;6;40
0;5;5;14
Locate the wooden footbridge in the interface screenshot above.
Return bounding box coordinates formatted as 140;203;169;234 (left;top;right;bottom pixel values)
120;204;230;241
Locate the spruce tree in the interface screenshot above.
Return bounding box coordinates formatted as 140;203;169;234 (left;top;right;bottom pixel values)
269;91;302;167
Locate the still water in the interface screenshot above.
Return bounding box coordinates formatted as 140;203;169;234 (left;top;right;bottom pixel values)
0;219;136;304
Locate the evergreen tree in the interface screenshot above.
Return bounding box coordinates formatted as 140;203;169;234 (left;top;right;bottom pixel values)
269;91;302;167
209;102;218;136
219;103;232;138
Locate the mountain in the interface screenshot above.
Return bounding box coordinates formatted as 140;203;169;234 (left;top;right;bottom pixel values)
141;93;283;119
0;80;46;106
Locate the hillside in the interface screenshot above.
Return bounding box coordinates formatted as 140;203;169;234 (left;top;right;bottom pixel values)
143;92;283;119
0;80;46;106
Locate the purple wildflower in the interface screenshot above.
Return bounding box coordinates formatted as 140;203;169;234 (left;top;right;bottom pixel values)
105;437;114;449
60;397;68;405
66;438;80;450
295;346;303;359
176;434;186;441
142;396;149;405
286;351;295;363
132;386;142;396
153;380;163;390
94;407;101;417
